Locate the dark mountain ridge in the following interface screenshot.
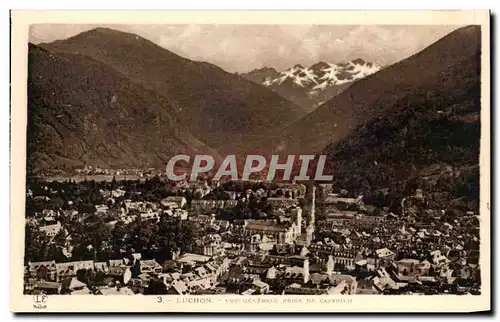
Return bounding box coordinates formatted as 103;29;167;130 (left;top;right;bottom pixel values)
276;25;481;155
241;67;280;84
41;28;305;154
316;25;482;206
27;43;220;174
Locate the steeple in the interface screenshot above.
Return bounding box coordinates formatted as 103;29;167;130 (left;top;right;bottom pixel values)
309;185;316;226
326;255;334;276
306;224;314;246
303;258;310;284
295;207;302;235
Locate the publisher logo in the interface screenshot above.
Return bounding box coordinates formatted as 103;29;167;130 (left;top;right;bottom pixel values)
33;291;47;305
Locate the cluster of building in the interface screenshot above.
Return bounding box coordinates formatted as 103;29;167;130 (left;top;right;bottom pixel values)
24;180;481;296
74;166;160;177
24;253;231;295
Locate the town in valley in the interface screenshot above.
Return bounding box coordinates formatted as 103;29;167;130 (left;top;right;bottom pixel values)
24;168;481;296
23;24;483;299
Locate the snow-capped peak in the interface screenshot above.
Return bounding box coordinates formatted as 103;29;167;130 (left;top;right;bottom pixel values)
262;59;381;91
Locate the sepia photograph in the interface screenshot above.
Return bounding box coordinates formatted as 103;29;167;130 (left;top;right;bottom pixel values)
10;10;491;313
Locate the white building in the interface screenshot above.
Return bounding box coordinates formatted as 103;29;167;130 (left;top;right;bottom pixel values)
40;221;62;237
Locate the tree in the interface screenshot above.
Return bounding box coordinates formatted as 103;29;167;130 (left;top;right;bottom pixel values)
24;225;50;263
131;260;141;277
54;229;67;246
193;190;204;200
428;265;436;276
145;278;168;295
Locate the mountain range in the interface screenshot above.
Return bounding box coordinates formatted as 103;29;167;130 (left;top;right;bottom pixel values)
28;24;482;205
276;26;480;154
40;28;305;155
27;44;221;172
278;25;481;205
242;59;381;112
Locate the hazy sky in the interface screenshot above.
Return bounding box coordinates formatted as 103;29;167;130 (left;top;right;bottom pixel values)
29;24;461;73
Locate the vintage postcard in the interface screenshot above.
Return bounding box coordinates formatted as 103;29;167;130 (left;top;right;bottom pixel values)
10;10;490;312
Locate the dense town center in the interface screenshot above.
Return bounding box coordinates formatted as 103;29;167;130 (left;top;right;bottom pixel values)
24;170;481;296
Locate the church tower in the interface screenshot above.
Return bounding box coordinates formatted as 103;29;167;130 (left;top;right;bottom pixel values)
294;207;302;235
310;185;316;226
303;258;310;284
326;255;334;276
306;224;314;246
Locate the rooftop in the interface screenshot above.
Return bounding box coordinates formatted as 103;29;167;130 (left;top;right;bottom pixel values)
245;221;289;233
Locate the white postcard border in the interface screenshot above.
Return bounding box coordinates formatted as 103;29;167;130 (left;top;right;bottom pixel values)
10;9;491;313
